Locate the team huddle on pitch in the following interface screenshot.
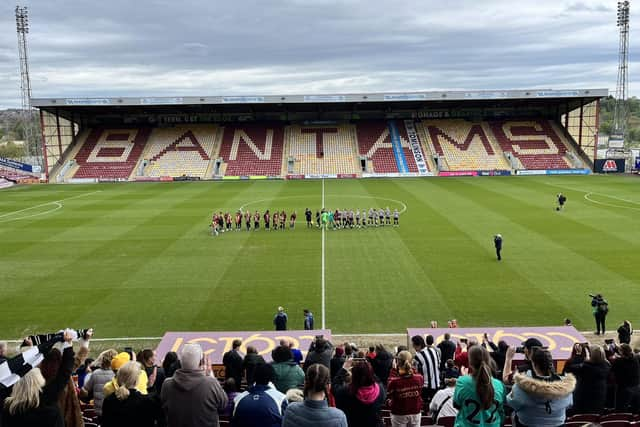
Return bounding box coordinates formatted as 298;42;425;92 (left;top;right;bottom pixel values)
210;207;400;235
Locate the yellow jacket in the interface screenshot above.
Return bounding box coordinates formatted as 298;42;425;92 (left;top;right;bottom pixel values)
103;369;149;397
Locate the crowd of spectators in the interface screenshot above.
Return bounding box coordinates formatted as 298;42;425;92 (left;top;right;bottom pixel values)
0;329;639;427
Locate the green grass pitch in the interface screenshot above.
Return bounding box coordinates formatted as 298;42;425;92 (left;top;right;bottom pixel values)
0;175;638;338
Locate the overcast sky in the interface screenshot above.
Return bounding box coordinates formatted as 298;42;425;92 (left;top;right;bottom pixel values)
0;0;637;109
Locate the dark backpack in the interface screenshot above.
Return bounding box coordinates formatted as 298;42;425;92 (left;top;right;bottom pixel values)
598;301;609;314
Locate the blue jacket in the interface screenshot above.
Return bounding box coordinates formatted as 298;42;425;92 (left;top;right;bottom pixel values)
232;384;287;427
506;371;576;427
282;399;347;427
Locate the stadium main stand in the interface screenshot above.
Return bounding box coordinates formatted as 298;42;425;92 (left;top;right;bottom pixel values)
286;124;359;175
72;128;151;180
218;124;284;176
142;125;220;178
355;120;423;174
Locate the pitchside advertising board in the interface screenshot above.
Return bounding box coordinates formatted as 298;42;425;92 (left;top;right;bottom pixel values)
0;156;41;174
156;330;332;364
594;159;625;173
406;326;587;361
635;156;640;170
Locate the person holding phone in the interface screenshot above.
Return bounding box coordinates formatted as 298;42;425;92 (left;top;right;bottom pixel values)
332;358;386;427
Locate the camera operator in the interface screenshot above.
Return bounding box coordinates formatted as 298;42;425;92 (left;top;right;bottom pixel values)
590;294;609;335
502;338;543;385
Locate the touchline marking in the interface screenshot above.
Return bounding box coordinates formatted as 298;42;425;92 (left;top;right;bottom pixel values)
321;178;326;330
0;190;102;219
584;192;640;211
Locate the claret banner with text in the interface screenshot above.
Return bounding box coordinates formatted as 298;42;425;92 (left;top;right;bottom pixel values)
407;327;586;361
156;330;332;364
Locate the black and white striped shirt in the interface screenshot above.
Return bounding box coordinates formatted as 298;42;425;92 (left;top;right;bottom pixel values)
414;346;441;390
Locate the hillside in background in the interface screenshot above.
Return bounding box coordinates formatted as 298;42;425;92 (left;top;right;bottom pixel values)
599;96;640;147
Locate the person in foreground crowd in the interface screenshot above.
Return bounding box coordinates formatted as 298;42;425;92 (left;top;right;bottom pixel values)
333;358;386;427
1;331;74;427
370;344;393;387
282;364;347;427
610;343;640;411
271;345;305;393
0;341;7;364
330;346;346;381
304;336;333;372
618;320;633;344
80;349;117;420
233;363;287;427
453;346;505;427
161;351;180;379
411;335;441;402
100;361;164;427
243;345;266;388
429;378;458;424
437;333;457;371
39;347;85;427
506;346;575;427
139;349;166;395
103;352;149;398
222;339;243;391
386;350;423;427
161;343;227;427
563;344;610;414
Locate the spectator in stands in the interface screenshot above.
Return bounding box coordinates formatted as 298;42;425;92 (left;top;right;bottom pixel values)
430;378;458;424
443;359;460;380
506;347;575;426
370;344;393;387
161;343;227;427
104;352;149;398
564;344;610;414
101;361;164;427
454;338;477;372
304;336;333;372
1;331;74;427
243;345;265;387
271;345;304;393
303;309;314;330
139;349;165;395
411;335;441;402
232;363;287;427
386;350;423;426
219;378;239;418
482;336;508;378
326;346;344;380
282;364;347;427
610;343;640;410
618;320;633;344
562;343;589;374
333;358;386;427
161;351;180;379
75;357;93;389
502;338;542;384
223;339;244;391
453;346;506;427
80;349;117;420
437;333;456;371
274;306;288;331
0;341;7;364
39;348;84;427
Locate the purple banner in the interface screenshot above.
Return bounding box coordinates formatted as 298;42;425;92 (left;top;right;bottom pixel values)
156;330;332;365
407;327;586;360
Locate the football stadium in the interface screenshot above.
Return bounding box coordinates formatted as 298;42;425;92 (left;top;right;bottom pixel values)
1;1;639;426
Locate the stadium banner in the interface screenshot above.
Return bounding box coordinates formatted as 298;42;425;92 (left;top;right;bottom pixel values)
222;176;241;180
478;170;512;176
156;330;332;365
221;96;265;103
635;156;640;170
545;169;591;175
594;159;625;173
140;97;183;105
303;95;346;102
515;170;547;176
64;98;111;105
403;120;430;175
68;178;98;184
305;174;338;179
249;176;268;180
384;93;428;101
407;327;586;361
337;174;357;179
438;171;478;177
0;156;40;174
361;172;428;178
286;174;305;180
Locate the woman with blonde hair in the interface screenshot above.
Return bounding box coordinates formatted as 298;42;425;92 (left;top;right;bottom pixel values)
386;350;423;426
2;331;74;427
100;361;163;427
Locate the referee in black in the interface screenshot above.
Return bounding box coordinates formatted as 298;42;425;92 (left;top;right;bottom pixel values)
494;234;503;261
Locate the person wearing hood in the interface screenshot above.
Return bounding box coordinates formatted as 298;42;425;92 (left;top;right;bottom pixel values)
303;336;333;372
271;345;305;394
563;344;610;414
330;347;346;382
333;358;386;427
160;343;227;427
506;347;576;427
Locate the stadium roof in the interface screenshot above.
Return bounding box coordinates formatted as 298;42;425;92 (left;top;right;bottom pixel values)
32;88;607;108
